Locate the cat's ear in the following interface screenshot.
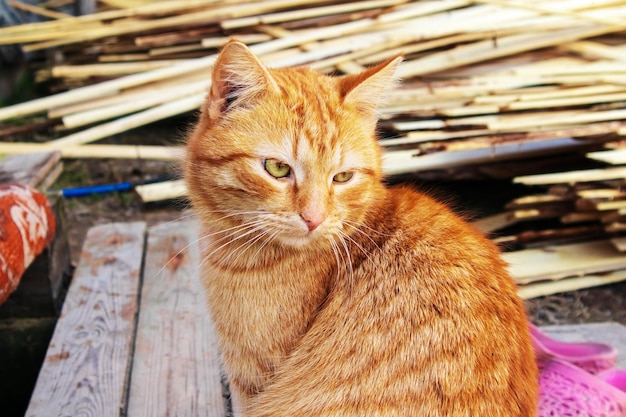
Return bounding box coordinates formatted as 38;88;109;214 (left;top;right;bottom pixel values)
340;56;402;115
205;40;279;120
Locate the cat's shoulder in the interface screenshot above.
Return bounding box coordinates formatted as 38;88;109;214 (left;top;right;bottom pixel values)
383;184;496;251
386;184;460;225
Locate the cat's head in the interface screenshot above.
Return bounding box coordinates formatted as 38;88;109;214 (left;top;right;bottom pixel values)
185;40;400;249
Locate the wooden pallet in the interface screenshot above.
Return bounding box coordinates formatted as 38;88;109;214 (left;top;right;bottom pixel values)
25;218;626;417
25;219;225;417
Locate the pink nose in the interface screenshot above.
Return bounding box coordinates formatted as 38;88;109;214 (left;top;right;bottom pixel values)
301;213;325;232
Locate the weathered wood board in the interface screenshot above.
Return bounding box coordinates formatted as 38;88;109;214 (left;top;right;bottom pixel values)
25;222;146;417
504;239;626;284
518;269;626;299
127;219;225;417
0;151;62;189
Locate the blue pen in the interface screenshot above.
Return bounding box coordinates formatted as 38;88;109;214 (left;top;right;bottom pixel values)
60;181;134;198
49;176;176;198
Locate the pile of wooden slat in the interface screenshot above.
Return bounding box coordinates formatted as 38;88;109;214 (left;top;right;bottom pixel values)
4;0;626;298
469;147;626;298
1;0;626;172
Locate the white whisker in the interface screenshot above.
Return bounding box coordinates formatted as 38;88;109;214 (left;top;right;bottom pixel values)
337;232;354;290
222;222;274;267
343;222;381;251
339;230;376;267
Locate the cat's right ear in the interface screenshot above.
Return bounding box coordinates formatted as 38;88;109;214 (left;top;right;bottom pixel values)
205;40;279;121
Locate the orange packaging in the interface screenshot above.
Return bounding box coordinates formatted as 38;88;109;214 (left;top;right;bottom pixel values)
0;183;56;305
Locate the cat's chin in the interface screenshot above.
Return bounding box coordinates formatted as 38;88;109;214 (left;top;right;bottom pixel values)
275;232;324;249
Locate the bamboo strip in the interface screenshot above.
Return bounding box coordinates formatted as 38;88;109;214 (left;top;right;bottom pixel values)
473;0;626;27
51;60;186;78
136;27;219;47
0;54;217;121
8;0;71;19
12;0;327;50
221;0;409;29
0;143;183;160
48;71;209;118
512;62;626;76
97;54;152;62
565;41;626;62
0;0;237;35
48;94;204;147
398;24;622;78
475;84;626;104
0;15;380;121
40;0;73;8
376;0;470;24
200;34;272;49
149;44;206;57
62;80;209;128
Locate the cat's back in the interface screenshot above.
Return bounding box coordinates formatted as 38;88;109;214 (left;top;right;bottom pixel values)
380;184;513;288
246;185;538;416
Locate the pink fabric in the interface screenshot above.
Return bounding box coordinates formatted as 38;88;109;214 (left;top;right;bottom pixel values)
531;323;617;374
539;359;626;417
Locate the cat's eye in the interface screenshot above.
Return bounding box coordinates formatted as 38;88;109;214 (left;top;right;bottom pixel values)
264;159;291;179
333;171;354;183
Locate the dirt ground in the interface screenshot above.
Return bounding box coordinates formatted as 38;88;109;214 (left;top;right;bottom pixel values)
46;118;626;329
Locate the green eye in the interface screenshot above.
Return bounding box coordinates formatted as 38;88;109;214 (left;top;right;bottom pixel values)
264;159;291;179
333;171;354;183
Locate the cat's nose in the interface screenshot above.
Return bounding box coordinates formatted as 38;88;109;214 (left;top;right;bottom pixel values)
300;212;325;232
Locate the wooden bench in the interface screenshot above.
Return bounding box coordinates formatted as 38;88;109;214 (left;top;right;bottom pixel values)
25;219;226;417
25;218;626;417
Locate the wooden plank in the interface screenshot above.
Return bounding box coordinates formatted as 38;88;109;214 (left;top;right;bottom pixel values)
611;237;626;252
0;151;62;189
25;222;147;417
504;239;626;284
518;268;626;299
471;209;550;233
514;166;626;185
135;179;188;202
587;148;626;165
382;136;589;176
128;219;225;417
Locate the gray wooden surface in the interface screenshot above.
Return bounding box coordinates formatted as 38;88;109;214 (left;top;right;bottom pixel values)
0;151;61;189
25;222;146;417
26;219;226;417
128;219;225;417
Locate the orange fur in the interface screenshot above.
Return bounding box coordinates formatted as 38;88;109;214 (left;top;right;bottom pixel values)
184;40;538;416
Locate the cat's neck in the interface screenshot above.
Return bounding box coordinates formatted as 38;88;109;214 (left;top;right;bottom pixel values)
199;221;333;273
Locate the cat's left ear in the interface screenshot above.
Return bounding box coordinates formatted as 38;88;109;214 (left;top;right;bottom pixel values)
205;40;279;121
340;56;402;115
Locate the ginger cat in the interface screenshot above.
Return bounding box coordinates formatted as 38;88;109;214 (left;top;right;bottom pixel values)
184;40;538;417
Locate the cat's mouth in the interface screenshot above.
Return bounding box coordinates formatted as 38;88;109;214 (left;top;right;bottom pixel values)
275;228;322;247
268;220;328;248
